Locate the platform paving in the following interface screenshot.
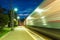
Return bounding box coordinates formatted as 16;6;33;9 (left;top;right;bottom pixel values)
0;26;34;40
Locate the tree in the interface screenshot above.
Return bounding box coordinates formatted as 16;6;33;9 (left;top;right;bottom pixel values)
0;6;6;13
0;14;9;31
0;7;9;31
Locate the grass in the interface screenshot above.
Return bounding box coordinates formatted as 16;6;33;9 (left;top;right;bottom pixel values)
0;28;11;37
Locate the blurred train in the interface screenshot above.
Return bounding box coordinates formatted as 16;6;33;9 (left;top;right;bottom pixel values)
25;0;60;29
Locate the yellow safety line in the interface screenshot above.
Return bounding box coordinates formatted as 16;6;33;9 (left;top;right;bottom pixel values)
23;27;37;40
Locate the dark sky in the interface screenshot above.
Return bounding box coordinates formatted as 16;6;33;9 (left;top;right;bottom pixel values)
0;0;43;20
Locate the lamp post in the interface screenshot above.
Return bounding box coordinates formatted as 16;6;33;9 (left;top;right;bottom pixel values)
17;16;20;26
11;8;18;30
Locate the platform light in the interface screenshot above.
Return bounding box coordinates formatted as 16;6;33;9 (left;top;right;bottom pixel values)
17;16;20;19
14;8;18;11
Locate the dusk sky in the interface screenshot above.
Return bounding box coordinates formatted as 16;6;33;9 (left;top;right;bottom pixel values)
0;0;43;20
